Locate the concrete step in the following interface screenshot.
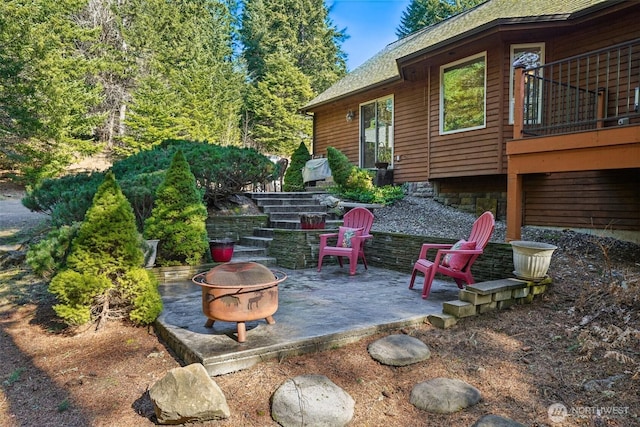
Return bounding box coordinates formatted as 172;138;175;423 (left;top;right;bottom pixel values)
269;219;342;230
254;198;320;207
261;205;327;213
239;235;272;248
246;191;321;200
232;244;268;257
268;211;328;221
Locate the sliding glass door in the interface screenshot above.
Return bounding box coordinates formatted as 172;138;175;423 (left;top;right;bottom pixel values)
360;96;393;168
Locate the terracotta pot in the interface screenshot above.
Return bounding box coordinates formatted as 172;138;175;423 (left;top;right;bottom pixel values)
209;239;235;262
192;262;287;342
510;240;557;280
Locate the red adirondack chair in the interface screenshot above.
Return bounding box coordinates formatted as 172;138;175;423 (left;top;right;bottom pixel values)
409;211;495;299
317;207;374;275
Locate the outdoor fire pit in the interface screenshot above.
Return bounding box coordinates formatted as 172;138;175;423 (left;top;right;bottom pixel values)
191;262;287;343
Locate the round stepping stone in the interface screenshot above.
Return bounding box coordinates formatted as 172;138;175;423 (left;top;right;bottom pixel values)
367;334;431;366
271;374;354;426
410;377;481;413
471;414;527;427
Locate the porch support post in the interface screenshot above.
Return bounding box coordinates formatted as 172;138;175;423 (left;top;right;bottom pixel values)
513;66;525;139
506;171;523;242
596;87;606;129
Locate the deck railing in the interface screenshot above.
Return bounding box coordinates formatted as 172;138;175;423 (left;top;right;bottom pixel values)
514;38;640;137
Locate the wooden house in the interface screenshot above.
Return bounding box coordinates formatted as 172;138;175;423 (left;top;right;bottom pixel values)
302;0;640;243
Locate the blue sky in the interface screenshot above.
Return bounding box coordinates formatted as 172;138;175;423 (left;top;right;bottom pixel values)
328;0;411;71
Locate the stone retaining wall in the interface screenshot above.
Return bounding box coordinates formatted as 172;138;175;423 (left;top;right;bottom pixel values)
269;229;514;282
206;215;268;241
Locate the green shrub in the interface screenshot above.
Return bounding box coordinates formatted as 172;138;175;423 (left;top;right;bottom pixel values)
26;223;80;279
337;184;405;205
22;173;105;227
24;141;275;228
345;168;374;192
48;171;162;328
283;142;310;191
143;150;209;266
326;146;354;187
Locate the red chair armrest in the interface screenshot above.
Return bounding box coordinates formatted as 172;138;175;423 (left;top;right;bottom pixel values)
319;232;338;245
419;243;452;259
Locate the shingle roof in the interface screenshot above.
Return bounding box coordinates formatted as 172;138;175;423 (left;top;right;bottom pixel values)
304;0;612;110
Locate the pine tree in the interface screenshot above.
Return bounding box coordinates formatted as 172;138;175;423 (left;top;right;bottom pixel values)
143;150;209;266
0;0;104;184
396;0;484;38
49;172;162;329
283;142;311;192
115;0;244;154
245;51;314;155
240;0;347;154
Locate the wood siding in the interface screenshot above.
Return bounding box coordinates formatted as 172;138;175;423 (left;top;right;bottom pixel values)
308;3;640;238
523;169;640;231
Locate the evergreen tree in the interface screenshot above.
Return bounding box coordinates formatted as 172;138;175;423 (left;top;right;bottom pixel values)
245;51;314;155
144;150;209;266
240;0;347;93
283;142;311;192
0;0;104;184
49;171;162;329
240;0;347;154
396;0;484;38
118;0;243;154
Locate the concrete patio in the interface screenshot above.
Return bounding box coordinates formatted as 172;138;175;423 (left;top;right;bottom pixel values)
155;265;459;376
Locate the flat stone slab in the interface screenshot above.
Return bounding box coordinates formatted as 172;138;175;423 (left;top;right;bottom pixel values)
410;377;481;413
156;266;458;375
271;375;354;426
367;334;431;366
466;278;528;295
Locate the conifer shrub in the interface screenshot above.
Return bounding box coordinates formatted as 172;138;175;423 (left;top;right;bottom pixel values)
22;172;105;227
48;172;162;328
26;223;80;279
143;150;209;266
283;141;311;191
25;141;274;228
326;146;355;187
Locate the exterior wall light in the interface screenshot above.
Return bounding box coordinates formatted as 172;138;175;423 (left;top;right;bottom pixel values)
346;110;355;122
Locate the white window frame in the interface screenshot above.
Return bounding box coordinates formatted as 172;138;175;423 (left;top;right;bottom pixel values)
509;43;545;124
439;52;487;135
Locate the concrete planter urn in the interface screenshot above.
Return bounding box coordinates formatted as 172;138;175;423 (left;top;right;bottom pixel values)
144;239;160;268
510;240;557;280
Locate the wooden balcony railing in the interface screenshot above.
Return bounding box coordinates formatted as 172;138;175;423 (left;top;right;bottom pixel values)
514;38;640;139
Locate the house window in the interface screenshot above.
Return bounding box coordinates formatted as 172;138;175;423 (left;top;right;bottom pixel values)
440;52;486;134
360;96;393;169
509;43;545;124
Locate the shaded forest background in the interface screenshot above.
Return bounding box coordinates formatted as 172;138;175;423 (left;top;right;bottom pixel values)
0;0;481;187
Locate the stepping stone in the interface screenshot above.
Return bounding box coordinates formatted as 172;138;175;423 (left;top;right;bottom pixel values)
410;377;481;413
471;414;527;426
271;374;354;426
367;334;431;366
149;363;230;424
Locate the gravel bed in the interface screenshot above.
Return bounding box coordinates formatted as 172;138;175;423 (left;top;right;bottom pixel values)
371;196;640;265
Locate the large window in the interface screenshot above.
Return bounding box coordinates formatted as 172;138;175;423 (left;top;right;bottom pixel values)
440;52;486;134
360;96;393;169
509;43;545;124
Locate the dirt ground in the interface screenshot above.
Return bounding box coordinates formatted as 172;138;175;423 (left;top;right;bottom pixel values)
1;184;639;426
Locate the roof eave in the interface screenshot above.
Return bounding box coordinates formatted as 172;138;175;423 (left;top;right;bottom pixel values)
302;75;403;112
